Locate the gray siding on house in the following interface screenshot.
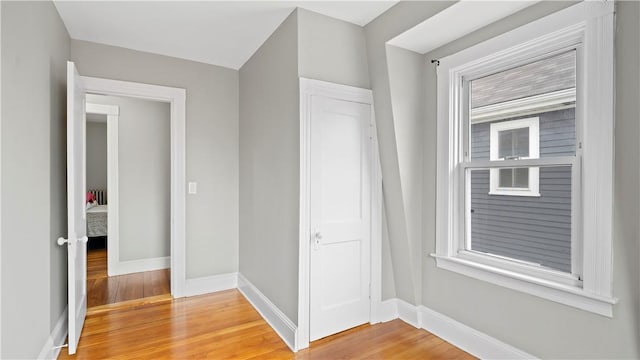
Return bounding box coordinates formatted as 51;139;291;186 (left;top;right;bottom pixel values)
469;108;575;272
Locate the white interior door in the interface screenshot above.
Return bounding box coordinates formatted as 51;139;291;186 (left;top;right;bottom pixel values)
64;61;88;355
309;95;372;341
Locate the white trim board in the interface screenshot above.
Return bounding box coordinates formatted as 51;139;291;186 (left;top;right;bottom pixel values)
82;76;187;297
380;299;535;360
37;307;68;360
183;272;238;297
237;273;297;352
297;78;382;350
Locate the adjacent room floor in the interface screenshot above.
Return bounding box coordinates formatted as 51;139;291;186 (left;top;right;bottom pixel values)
87;248;171;309
58;289;475;359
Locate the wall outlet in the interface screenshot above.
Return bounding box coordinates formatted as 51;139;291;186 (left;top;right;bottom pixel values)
188;182;197;194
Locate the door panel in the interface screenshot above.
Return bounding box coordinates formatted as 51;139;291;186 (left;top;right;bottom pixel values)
309;96;371;341
66;61;88;355
320;112;362;222
320;240;362;307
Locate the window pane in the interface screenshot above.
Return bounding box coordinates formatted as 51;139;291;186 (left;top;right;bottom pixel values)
469;166;572;273
498;131;513;159
513;128;529;157
513;168;529;187
498;128;530;159
498;168;529;188
499;168;513;187
469;50;577;161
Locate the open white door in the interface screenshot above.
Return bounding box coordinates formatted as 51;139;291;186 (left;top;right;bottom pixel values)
309;96;371;341
59;61;88;355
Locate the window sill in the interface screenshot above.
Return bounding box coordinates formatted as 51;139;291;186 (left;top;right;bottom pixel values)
430;253;617;317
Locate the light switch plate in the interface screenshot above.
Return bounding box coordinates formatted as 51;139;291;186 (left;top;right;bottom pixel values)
188;182;197;194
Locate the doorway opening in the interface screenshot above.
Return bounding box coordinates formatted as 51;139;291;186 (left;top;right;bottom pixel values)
84;95;172;310
64;62;186;354
81;75;187;300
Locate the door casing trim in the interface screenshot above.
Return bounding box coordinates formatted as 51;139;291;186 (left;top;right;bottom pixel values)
82;76;187;298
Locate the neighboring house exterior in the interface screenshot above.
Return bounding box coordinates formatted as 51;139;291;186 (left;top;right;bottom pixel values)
468;51;576;273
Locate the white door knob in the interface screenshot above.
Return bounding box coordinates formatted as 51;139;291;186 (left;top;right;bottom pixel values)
313;230;322;250
57;236;88;245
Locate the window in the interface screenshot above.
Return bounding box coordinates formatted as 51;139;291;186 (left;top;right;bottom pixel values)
488;117;540;196
434;2;616;316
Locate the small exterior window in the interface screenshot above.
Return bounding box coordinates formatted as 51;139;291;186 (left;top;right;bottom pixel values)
488;118;540;196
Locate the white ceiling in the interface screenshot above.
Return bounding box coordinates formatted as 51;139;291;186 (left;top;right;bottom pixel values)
54;1;397;70
387;1;538;55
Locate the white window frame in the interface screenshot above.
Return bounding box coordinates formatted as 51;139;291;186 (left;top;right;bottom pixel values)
434;2;617;317
488;117;540;197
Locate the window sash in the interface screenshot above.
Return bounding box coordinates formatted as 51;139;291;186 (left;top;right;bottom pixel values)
499;167;529;188
459;155;580;279
498;128;529;159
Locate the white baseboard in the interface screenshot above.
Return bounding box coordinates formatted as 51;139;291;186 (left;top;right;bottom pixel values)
377;299;399;323
109;256;170;276
237;273;297;352
418;305;535;359
377;298;535;359
397;299;421;328
184;272;238;297
38;307;68;360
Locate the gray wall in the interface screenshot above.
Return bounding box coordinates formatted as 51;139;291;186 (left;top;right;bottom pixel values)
613;1;640;356
239;8;373;324
365;1;638;358
239;11;300;323
86;121;107;192
381;202;396;300
86;94;170;262
386;44;428;304
365;2;455;306
0;1;69;358
71;40;239;278
470;109;575;272
297;8;370;89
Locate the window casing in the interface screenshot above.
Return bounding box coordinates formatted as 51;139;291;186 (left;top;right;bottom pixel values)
434;2;617;316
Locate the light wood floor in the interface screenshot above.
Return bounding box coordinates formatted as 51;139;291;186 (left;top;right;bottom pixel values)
58;289;474;359
87;248;170;308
